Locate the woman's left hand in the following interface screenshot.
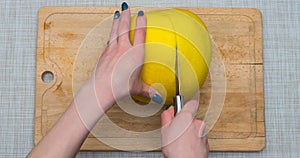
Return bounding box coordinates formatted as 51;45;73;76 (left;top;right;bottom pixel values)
91;4;162;111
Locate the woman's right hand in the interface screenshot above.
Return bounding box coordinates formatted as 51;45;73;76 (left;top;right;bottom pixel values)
161;100;209;158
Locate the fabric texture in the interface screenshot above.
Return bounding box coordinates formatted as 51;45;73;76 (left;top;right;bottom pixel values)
0;0;299;157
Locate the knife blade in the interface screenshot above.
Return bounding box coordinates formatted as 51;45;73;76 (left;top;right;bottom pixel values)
174;45;184;116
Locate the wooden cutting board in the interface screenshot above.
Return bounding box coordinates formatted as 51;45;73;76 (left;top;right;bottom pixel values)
35;7;265;151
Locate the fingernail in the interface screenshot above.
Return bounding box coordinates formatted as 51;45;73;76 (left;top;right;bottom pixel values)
121;2;128;11
152;94;163;104
138;10;144;16
165;104;172;110
114;10;120;19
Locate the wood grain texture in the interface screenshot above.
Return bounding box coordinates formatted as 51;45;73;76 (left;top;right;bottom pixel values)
35;7;264;151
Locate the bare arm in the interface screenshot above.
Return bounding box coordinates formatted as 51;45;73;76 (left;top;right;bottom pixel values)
28;3;161;157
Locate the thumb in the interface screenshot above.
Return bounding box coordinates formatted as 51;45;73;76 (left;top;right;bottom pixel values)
140;83;164;104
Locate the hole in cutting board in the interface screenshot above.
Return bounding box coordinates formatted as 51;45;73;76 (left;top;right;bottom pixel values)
41;71;54;83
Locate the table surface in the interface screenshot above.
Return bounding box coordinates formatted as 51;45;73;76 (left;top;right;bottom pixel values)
0;0;299;157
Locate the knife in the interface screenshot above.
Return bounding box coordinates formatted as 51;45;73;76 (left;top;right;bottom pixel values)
174;45;184;116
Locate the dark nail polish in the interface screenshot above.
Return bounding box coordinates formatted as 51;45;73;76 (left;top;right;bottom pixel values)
152;94;163;104
165;104;172;110
138;10;144;16
121;2;128;11
114;11;120;19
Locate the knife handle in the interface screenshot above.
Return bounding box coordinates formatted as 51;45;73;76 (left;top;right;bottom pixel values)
174;95;184;116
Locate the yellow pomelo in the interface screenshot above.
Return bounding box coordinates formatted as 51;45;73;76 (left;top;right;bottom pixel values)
130;9;211;105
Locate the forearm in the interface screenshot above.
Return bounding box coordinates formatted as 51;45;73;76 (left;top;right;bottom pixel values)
28;79;114;158
27;103;90;158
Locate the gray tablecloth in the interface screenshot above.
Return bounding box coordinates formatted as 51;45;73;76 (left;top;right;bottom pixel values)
0;0;299;157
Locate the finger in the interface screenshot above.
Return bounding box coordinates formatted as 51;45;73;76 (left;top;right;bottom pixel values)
134;11;146;46
108;10;120;46
166;105;175;117
202;135;209;153
164;109;193;145
193;120;206;137
118;2;131;44
200;121;206;136
161;106;174;127
180;100;199;116
139;84;163;104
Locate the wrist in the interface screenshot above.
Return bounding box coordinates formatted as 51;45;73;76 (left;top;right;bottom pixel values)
81;79;115;111
73;79;114;130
